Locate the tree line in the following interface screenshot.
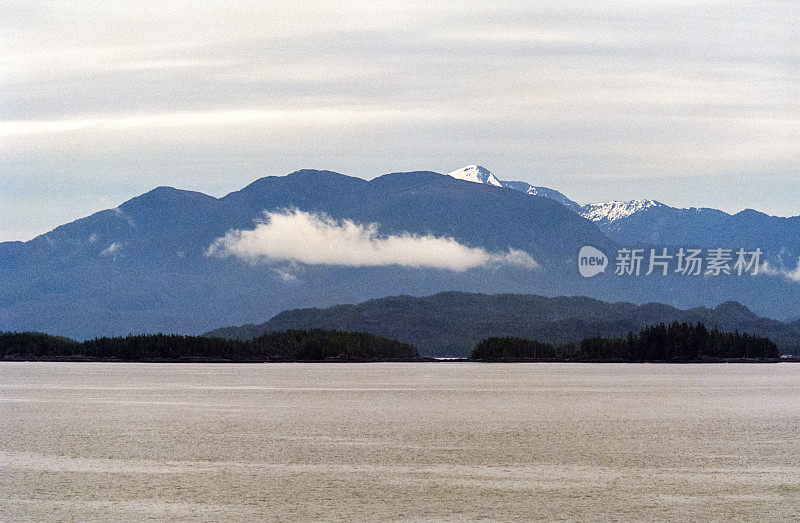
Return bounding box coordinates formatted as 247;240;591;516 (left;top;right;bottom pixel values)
0;329;420;362
471;322;780;362
0;322;782;362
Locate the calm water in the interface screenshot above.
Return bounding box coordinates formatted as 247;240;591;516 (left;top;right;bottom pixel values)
1;363;799;521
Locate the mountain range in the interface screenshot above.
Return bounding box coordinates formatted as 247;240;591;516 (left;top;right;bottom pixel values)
206;291;800;357
449;165;800;263
1;166;799;340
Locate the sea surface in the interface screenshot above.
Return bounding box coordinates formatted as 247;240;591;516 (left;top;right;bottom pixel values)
1;362;799;521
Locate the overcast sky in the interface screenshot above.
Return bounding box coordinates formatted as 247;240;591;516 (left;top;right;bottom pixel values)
1;1;798;241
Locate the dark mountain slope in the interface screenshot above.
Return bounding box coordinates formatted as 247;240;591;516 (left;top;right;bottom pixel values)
206;291;800;357
3;169;799;340
0;171;614;339
592;205;800;268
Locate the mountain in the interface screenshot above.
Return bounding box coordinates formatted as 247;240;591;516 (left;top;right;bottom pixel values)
587;205;800;267
499;181;583;213
205;291;800;357
2;168;799;340
0;170;614;339
447;165;503;187
448;165;582;212
581;199;666;224
445;165;800;270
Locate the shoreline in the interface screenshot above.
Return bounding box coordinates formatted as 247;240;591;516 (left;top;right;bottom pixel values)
1;357;797;364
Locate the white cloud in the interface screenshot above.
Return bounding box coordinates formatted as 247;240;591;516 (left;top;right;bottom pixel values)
272;266;300;283
3;1;798;240
206;209;537;271
100;241;123;258
760;260;800;283
0;107;424;138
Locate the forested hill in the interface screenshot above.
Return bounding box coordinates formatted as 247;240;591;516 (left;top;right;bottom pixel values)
1;324;789;363
206;292;800;357
0;330;420;362
472;322;781;362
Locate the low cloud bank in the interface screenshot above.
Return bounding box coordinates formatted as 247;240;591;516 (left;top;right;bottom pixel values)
207;209;537;271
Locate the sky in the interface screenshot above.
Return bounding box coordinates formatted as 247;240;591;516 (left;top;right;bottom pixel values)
1;0;798;242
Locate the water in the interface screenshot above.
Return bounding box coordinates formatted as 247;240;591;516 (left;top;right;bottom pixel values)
1;362;799;521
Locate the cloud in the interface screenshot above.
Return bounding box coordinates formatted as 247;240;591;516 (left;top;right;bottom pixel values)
206;209;537;271
100;241;123;259
0;107;425;138
760;260;800;283
272;261;301;283
3;1;798;241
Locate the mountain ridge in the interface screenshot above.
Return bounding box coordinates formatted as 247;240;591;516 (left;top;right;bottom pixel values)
204;291;800;357
444;165;800;269
2;167;799;340
1;169;618;339
443;164;798;221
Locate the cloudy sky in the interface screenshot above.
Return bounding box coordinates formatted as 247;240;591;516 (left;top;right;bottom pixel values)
1;0;797;242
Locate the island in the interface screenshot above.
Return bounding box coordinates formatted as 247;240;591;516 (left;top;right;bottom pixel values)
471;322;782;362
0;329;421;362
1;322;793;363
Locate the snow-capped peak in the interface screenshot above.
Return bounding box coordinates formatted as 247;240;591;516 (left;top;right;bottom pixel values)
580;199;664;223
447;165;503;187
445;166;663;221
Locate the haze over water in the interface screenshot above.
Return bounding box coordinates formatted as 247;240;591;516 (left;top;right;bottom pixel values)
1;363;799;520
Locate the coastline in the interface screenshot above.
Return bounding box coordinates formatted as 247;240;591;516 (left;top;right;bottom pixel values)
1;357;796;363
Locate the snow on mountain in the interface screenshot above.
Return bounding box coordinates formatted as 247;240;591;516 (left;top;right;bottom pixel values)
447;165;503;187
446;165;668;223
580;199;665;223
446;165;583;211
501;181;583;212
